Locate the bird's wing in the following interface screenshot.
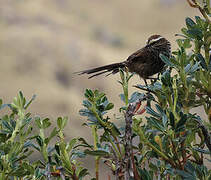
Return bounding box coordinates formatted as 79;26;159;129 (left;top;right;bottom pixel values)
126;47;148;64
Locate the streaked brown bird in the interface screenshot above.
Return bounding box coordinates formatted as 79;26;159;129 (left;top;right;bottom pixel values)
76;35;171;83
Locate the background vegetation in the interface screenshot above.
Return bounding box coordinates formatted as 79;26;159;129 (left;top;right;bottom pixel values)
0;0;210;179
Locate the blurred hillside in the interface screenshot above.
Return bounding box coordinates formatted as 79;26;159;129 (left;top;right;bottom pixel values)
0;0;197;138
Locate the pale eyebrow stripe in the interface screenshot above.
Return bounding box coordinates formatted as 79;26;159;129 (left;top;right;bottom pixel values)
150;36;163;42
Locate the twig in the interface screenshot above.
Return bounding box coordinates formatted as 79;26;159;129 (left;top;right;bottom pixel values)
92;125;100;180
124;96;147;179
170;139;183;169
109;145;121;180
181;141;187;169
108;174;111;180
124;102;135;180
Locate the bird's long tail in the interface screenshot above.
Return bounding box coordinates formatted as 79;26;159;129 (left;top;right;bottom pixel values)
76;62;126;79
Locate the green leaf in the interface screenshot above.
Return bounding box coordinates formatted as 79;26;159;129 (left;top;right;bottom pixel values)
176;169;196;180
17;91;26;109
185;161;196;174
196;53;208;70
55;144;60;155
189;61;200;73
159;54;175;67
137;168;153;180
57;116;68;129
162;114;168;127
105;103;114;111
175;114;187;132
110;122;121;136
79;109;93;117
82;100;92;108
79;109;98;123
35;117;41;128
34;168;43;179
84;149;109;157
169;112;175;129
78;137;93;148
184;64;191;73
9;166;30;177
149;162;158;171
146;106;161;118
198;70;209;88
85;89;94;99
155;104;164;115
195;16;205;28
101;96;107;103
2;120;13;132
186;17;196;29
19;91;24;102
42;118;51;129
161;69;172;86
146;117;165;132
193;147;210;154
208;55;211;70
127;72;135;81
24;94;36;110
119;68;125;82
36;136;43;147
0;103;10;110
129;92;144;103
176;39;183;48
78;168;89;178
187;29;203;40
151;82;162;91
95;92;105;102
66;138;77;152
183;39;192;48
117;80;123;85
181;27;189;36
24;141;40;151
45;127;58;145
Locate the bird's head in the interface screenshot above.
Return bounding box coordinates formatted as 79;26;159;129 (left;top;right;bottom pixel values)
146;34;171;57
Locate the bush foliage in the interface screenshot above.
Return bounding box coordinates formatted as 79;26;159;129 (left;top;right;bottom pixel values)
0;0;210;179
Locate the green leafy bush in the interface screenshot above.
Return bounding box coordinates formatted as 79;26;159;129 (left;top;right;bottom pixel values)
0;92;90;180
0;0;210;179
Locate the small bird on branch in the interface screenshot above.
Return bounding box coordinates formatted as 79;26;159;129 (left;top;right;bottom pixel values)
76;35;171;83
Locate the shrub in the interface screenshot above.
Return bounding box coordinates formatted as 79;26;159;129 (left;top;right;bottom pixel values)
0;0;210;179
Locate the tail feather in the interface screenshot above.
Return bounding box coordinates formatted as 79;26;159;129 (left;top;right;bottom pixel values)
88;70;110;79
76;62;125;78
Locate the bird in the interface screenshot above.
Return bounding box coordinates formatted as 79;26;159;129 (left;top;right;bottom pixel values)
76;35;171;83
